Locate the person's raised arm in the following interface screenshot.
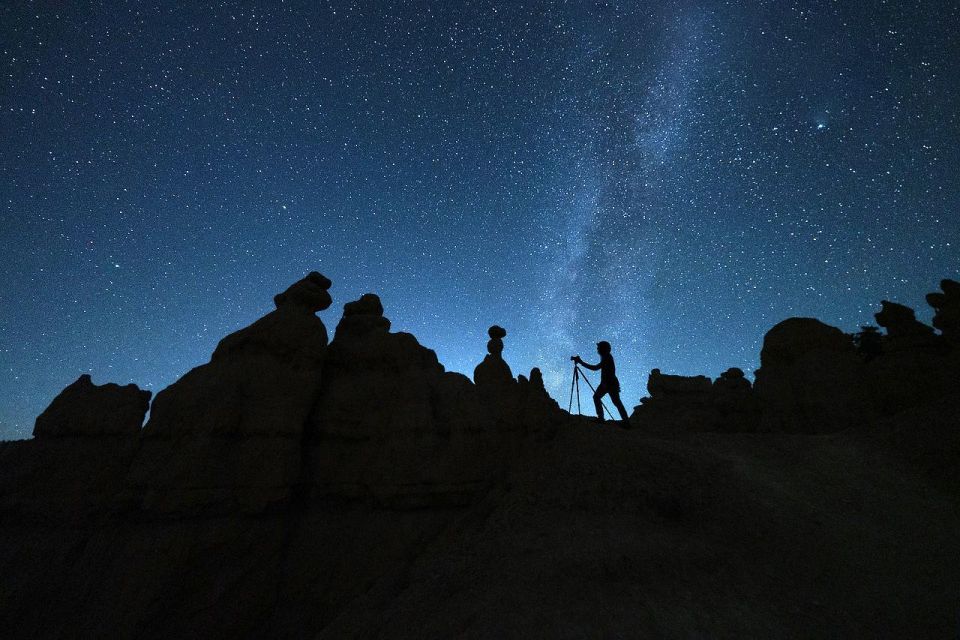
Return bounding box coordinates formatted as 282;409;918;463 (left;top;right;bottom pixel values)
573;355;602;371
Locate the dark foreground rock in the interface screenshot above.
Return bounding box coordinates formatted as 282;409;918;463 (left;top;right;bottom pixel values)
1;404;957;639
0;273;958;638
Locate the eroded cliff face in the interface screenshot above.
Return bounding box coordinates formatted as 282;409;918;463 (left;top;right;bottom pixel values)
1;273;958;638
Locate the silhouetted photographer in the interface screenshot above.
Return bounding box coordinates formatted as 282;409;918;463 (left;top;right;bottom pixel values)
572;341;630;423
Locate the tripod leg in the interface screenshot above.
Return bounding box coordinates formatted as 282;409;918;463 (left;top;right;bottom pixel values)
567;363;576;413
576;369;615;420
603;402;614;421
575;368;581;415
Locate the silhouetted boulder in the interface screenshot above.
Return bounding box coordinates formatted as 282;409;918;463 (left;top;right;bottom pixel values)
755;318;874;433
529;367;546;392
633;370;715;431
33;374;150;438
875;301;934;338
714;369;759;431
487;324;507;352
927;278;960;341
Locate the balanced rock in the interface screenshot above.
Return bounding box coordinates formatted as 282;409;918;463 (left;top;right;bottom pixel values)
474;325;514;389
487;325;507;354
33;374;151;438
272;270;333;311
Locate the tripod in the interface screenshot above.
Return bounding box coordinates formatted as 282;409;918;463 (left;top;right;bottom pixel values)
567;361;615;420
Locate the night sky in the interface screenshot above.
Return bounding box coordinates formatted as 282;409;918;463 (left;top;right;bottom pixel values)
2;1;959;440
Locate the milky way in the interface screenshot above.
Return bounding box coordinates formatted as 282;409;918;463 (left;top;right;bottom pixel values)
2;2;958;439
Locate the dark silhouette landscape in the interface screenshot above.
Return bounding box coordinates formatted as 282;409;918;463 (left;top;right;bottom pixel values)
1;272;958;638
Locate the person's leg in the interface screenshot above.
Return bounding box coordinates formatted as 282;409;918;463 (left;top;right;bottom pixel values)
609;390;630;421
593;383;607;421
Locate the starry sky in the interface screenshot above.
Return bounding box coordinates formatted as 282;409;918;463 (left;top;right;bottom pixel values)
2;1;959;439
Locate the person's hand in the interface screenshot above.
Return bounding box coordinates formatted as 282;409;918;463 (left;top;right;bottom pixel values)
572;355;581;363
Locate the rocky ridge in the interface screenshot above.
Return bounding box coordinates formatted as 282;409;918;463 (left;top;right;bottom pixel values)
0;272;958;638
633;278;960;434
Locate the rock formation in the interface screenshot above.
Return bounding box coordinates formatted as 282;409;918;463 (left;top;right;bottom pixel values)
868;296;958;415
927;278;960;341
874;300;936;340
632;368;757;432
33;374;151;438
3;375;150;521
306;294;511;507
127;271;333;514
712;367;750;393
754;318;874;433
711;367;759;431
0;273;958;638
334;291;392;336
473;324;513;389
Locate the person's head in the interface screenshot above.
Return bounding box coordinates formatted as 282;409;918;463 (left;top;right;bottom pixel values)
596;340;611;355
